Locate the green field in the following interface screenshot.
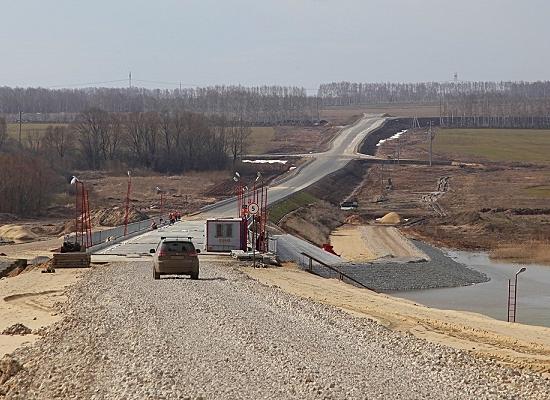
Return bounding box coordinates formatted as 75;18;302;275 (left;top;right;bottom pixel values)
248;126;275;154
434;129;550;164
7;123;68;139
268;191;318;223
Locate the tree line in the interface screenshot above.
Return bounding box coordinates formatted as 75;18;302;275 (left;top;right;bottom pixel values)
0;110;252;215
4;109;251;173
318;81;550;128
0;85;320;125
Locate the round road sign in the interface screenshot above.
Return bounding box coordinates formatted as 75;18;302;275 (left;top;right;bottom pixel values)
248;203;259;215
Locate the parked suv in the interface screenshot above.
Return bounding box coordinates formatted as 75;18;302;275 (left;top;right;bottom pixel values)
150;238;200;280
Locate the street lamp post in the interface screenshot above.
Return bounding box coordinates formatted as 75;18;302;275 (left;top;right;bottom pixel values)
124;171;132;236
155;186;164;220
70;176;92;249
507;267;527;323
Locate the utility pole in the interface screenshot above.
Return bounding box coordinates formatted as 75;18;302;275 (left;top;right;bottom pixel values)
129;71;132;88
18;111;22;145
316;96;320;122
428;121;434;167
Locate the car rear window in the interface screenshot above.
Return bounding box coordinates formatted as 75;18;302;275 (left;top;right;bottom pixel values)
159;241;195;253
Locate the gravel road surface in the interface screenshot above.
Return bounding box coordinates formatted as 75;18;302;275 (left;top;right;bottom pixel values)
1;260;547;399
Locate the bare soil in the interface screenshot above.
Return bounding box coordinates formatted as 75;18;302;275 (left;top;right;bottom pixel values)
359;128;550;261
0;163;289;249
265;125;340;154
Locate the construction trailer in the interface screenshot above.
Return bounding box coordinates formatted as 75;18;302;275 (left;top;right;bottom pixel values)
205;218;247;252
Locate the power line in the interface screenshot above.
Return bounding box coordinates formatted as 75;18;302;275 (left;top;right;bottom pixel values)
47;79;128;88
41;76;320;93
134;79;199;87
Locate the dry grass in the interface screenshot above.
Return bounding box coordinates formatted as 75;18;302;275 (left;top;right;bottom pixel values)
248;127;275;154
490;241;550;265
7;123;67;139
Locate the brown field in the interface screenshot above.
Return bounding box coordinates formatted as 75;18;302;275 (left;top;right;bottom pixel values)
320;103;439;124
358;127;550;264
248;125;339;154
7;123;68;139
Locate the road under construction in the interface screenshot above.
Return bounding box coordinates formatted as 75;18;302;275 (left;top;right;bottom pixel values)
93;114;387;263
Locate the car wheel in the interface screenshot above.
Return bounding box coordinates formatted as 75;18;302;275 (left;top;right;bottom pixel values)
153;268;160;280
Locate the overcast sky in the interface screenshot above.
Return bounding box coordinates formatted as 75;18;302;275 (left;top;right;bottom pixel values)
1;0;549;89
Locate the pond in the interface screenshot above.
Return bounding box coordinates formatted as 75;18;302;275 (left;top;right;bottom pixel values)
389;250;550;328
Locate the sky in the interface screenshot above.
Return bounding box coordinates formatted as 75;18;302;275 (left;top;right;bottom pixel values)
1;0;549;90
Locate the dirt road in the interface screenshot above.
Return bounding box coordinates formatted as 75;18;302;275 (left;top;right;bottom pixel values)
330;225;428;262
3;260;548;399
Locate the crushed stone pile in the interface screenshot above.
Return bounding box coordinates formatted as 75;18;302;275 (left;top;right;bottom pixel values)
0;355;21;385
2;324;32;336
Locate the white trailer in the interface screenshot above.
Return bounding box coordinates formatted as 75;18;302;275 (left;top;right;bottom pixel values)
205;218;247;252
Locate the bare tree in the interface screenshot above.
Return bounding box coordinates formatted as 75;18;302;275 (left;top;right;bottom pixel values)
228;117;251;165
0;117;7;151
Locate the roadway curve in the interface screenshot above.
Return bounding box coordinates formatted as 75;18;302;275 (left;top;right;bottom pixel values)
202;115;385;218
96;115;386;256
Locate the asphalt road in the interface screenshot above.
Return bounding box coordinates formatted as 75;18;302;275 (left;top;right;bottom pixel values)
96;115;385;256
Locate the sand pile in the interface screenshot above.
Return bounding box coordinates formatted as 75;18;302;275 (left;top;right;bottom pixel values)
30;224;66;236
90;207;150;227
0;225;38;243
377;212;402;225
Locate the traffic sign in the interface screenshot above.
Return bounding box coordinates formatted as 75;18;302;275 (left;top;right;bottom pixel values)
248;203;259;215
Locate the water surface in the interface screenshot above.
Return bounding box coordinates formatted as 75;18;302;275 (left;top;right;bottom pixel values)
390;251;550;328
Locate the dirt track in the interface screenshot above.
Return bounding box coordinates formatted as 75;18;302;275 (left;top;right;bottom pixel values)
331;225;428;262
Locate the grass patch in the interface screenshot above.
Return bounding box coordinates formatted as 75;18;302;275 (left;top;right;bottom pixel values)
434;128;550;164
524;185;550;198
269;191;318;224
490;240;550;265
248;126;275;154
7;123;68;139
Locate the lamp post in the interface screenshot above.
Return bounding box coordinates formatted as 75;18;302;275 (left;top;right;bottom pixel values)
124;171;132;235
508;267;527;323
155;186;164;221
233;172;242;218
70;176;82;246
70;176;91;249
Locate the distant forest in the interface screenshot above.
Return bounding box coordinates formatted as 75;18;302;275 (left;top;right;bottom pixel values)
319;81;550;128
0;86;320;125
3;80;550;128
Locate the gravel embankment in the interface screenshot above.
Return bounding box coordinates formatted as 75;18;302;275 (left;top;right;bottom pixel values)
1;260;548;399
307;240;488;291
